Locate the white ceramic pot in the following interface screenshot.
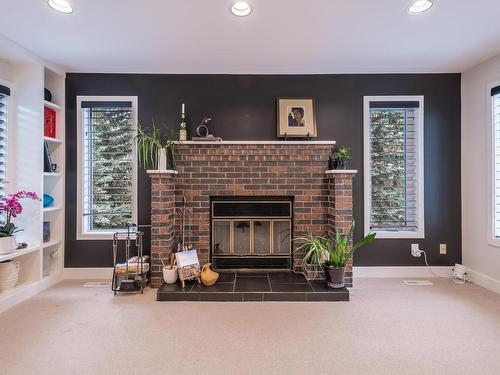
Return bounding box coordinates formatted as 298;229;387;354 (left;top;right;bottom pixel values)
158;148;168;170
0;236;17;255
0;260;20;292
163;266;178;284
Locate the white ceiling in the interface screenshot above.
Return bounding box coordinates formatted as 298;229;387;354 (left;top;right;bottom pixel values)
1;0;500;74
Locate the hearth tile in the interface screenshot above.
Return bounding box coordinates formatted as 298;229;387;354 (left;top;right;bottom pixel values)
271;283;313;293
157;282;195;293
243;293;264;301
217;273;236;283
306;291;349;302
263;293;307;302
199;293;243;302
236;272;269;277
158;293;200;302
269;272;308;284
309;281;349;293
234;276;271;292
192;283;234;293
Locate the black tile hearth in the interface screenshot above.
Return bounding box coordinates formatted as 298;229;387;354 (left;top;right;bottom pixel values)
271;283;314;293
157;271;349;302
234;276;271;292
269;272;310;284
192;283;235;293
217;273;236;282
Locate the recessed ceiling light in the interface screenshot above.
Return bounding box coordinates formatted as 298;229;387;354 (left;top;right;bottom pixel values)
407;0;433;14
231;1;252;17
48;0;73;14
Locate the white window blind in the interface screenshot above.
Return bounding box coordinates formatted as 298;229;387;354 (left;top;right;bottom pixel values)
0;85;10;197
492;88;500;238
81;100;135;234
364;96;424;238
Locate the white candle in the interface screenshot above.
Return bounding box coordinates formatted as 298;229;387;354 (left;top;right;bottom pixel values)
181;103;185;114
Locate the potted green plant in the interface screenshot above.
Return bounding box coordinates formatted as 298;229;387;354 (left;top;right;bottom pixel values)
135;124;180;170
328;145;351;170
293;233;329;280
323;223;376;288
338;146;351;169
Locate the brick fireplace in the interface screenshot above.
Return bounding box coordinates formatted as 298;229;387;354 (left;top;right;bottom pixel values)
148;141;357;288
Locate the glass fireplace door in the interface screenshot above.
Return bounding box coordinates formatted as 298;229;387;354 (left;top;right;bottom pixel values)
211;200;292;269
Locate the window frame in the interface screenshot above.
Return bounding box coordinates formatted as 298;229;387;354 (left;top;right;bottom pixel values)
76;96;138;240
0;79;13;198
487;80;500;248
363;95;425;239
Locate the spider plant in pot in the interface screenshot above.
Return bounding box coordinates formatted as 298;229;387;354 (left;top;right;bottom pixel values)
324;223;376;288
0;191;41;254
293;233;329;280
135;124;181;170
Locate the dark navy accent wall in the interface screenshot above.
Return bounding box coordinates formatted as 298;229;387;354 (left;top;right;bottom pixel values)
65;73;461;268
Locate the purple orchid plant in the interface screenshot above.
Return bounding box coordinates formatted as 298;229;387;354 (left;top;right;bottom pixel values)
0;191;41;237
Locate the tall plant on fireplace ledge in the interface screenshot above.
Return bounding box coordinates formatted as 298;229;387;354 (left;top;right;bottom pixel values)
135;124;180;170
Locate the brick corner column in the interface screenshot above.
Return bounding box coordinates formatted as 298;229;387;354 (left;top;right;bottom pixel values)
325;169;357;288
148;170;178;288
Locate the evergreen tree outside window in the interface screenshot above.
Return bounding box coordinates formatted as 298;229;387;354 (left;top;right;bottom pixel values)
363;96;424;239
77;97;137;239
491;86;500;241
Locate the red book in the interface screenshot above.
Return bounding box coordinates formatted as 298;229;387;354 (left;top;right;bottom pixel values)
44;107;56;138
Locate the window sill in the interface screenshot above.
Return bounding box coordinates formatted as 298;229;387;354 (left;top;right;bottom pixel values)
76;228;135;241
367;230;425;239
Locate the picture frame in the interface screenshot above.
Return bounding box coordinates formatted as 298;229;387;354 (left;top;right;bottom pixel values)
277;97;317;138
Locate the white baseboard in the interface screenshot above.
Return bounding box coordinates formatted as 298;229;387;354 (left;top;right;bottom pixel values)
466;268;500;295
353;266;453;278
63;267;113;280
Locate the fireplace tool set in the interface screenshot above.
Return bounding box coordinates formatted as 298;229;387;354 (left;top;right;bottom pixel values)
111;224;151;295
170;197;202;287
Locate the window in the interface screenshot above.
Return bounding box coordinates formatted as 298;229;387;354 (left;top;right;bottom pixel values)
364;96;424;238
0;84;10;197
491;85;500;242
77;97;137;239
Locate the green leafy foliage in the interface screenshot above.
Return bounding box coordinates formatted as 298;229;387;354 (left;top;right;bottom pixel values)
324;223;376;268
338;146;351;160
294;223;376;268
293;232;329;267
370;109;409;228
0;223;18;237
135;123;180;170
86;107;134;230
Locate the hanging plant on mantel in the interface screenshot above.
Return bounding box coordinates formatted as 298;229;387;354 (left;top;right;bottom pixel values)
135;123;181;171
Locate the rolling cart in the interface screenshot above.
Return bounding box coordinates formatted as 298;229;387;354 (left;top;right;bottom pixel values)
111;224;151;295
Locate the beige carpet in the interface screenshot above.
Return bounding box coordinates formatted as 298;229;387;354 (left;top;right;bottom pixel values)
1;278;500;375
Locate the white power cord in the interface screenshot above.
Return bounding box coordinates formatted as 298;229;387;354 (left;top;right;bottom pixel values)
420;250;469;284
420;250;450;279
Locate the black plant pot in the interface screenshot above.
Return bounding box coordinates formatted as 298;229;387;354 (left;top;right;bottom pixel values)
339;159;349;170
328;156;341;170
324;265;346;288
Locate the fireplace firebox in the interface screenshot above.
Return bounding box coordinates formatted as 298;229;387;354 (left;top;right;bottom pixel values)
211;198;292;270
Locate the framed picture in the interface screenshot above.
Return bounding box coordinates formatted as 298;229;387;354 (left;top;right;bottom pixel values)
175;249;200;268
175;249;201;286
277;98;317;138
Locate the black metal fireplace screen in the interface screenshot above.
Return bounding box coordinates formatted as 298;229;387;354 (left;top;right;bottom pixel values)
211;199;292;270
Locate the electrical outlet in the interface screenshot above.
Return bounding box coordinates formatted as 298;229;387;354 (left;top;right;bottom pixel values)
440;244;447;255
411;244;421;257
